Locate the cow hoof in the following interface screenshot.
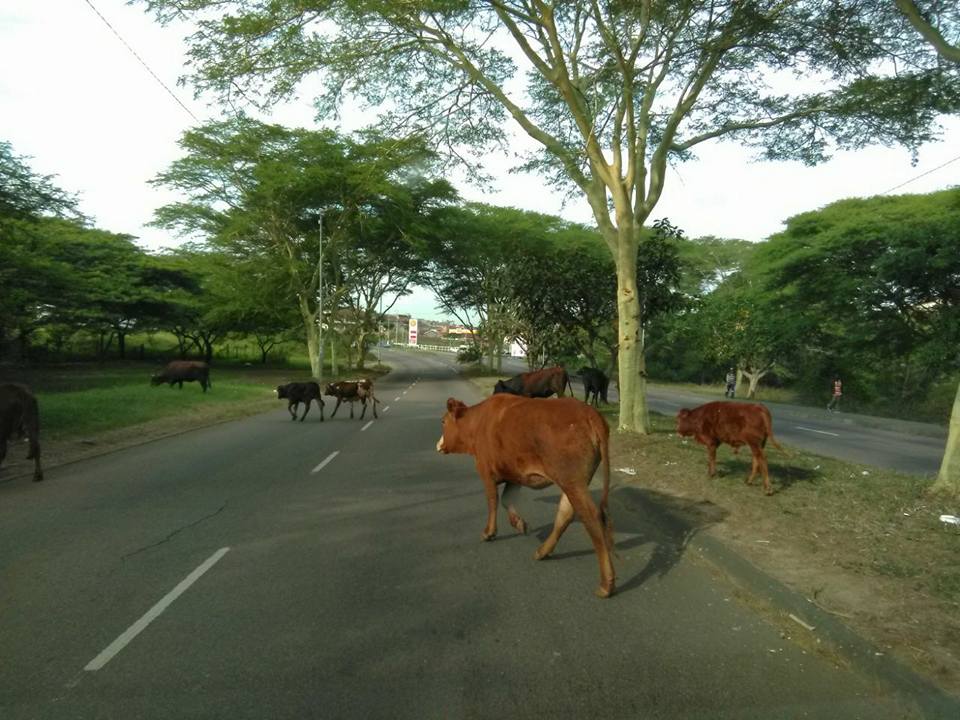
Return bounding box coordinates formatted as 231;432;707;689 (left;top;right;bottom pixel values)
533;546;550;561
765;488;774;496
33;474;44;482
595;584;614;599
510;516;527;535
481;531;496;542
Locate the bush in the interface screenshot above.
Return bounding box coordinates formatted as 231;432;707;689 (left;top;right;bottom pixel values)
456;345;482;363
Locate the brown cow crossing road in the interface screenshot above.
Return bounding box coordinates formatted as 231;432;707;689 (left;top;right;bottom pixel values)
0;349;935;719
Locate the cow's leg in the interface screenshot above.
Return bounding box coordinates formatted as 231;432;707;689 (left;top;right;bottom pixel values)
330;398;342;418
565;485;616;598
349;400;355;419
318;398;325;422
480;474;499;541
750;443;773;495
287;401;297;420
0;438;7;468
29;436;42;482
371;395;378;419
534;492;575;560
745;446;758;486
706;442;718;477
501;482;527;534
300;399;310;422
359;398;367;420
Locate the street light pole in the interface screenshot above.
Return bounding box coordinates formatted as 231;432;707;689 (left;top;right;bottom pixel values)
317;211;325;384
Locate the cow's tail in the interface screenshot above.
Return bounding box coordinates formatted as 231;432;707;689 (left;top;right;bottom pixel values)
594;413;616;557
763;408;789;456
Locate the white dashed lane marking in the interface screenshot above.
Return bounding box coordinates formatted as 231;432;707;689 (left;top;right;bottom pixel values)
795;426;840;437
311;451;340;474
361;420;374;432
83;547;231;672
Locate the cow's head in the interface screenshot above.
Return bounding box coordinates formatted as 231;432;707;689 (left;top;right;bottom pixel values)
492;380;507;394
149;373;164;386
675;408;694;437
275;385;289;399
437;397;468;453
324;382;337;396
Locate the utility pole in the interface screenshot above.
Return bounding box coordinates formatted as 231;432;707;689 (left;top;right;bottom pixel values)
317;210;325;383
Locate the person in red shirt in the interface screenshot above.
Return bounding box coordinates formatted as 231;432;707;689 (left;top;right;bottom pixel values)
827;377;842;412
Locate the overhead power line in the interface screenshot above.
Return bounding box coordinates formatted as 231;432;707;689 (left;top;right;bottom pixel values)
82;0;200;123
879;152;960;195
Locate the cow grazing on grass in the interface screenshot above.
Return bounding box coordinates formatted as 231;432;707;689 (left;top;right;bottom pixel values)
0;383;43;482
492;366;572;398
578;367;609;407
324;379;379;419
437;394;615;598
675;401;785;495
150;361;211;392
276;382;325;422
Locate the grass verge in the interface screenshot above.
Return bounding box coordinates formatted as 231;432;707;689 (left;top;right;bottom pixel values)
610;410;960;697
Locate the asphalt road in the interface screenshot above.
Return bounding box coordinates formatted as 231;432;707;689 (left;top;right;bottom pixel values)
0;350;926;718
494;356;947;476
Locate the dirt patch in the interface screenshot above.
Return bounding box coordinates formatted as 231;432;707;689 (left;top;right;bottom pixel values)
609;413;960;698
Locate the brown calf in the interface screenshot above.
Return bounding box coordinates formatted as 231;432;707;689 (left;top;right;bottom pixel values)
437;394;615;598
676;401;785;495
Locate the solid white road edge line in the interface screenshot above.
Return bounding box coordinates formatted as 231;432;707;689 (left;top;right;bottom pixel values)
361;420;374;431
795;426;840;437
84;547;231;672
311;450;340;474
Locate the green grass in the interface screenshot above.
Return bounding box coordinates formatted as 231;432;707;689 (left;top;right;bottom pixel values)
40;378;272;439
648;380;801;405
6;362;387;441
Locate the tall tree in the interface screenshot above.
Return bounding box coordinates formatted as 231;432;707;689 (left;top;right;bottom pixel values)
151;118;453;375
139;0;960;432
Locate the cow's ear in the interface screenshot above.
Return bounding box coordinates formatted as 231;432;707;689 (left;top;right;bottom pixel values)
447;397;467;417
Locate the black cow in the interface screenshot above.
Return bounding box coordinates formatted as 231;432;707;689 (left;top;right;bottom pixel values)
0;383;43;482
578;367;609;407
324;379;379;419
150;361;211;392
492;366;572;398
276;382;325;422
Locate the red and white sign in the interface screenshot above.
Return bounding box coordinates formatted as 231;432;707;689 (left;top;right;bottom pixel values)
408;318;418;345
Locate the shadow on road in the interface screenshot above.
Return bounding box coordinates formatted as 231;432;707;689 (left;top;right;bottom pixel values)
532;486;729;597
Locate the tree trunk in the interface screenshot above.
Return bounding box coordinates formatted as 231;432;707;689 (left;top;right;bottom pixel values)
298;296;320;378
932;380;960;495
330;334;337;376
117;330;126;359
356;334;366;370
614;225;648;433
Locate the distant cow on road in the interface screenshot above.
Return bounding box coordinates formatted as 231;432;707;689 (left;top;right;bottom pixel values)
324;379;379;419
675;401;785;495
0;383;43;482
437;394;615;598
578;367;609;406
150;361;211;392
276;382;325;422
492;366;572;398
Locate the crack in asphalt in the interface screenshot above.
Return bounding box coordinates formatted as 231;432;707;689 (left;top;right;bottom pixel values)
122;502;228;560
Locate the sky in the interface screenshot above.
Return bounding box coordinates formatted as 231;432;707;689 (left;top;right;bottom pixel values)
2;0;959;321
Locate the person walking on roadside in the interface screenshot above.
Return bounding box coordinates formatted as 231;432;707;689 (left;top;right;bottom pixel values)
827;377;842;412
724;368;737;398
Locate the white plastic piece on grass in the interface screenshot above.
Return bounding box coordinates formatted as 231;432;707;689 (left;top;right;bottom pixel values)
939;514;960;527
616;467;637;476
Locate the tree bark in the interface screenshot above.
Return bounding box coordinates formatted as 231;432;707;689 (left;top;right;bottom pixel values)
614;222;648;433
932;380;960;495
